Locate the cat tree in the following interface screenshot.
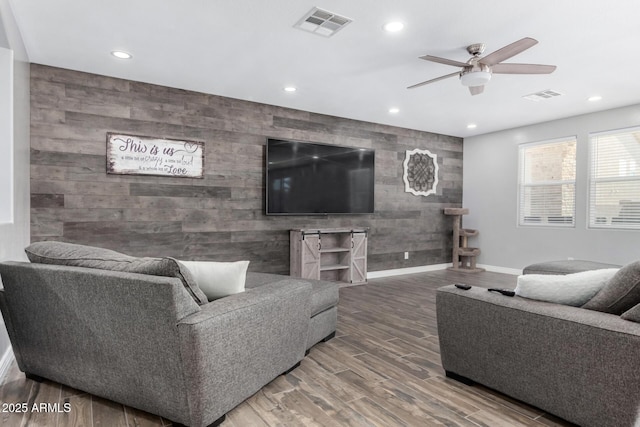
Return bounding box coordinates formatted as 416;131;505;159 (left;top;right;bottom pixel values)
444;208;484;272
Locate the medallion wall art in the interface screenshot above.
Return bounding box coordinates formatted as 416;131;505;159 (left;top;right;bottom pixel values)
402;148;439;197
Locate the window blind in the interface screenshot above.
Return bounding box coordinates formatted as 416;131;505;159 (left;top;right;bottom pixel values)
518;138;576;226
589;127;640;229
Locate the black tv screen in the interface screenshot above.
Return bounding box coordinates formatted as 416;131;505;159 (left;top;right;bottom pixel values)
266;139;375;215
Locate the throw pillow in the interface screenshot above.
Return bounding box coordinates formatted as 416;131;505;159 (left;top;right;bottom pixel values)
582;260;640;314
621;303;640;323
179;260;250;301
515;268;619;306
25;241;208;305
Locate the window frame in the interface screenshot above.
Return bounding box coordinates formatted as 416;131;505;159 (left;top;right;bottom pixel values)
588;125;640;230
517;136;577;228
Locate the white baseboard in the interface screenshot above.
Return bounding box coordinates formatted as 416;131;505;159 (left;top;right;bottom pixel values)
367;263;521;279
0;346;14;384
367;263;448;279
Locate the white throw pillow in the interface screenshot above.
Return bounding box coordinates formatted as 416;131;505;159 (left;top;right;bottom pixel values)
178;260;250;301
515;268;619;306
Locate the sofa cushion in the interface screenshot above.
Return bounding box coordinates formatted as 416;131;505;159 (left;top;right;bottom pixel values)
308;279;340;316
621;303;640;323
523;260;621;275
179;260;249;301
582;260;640;314
515;268;618;306
246;272;339;316
25;241;208;305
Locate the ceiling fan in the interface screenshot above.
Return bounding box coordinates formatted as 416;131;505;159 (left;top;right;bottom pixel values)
408;37;556;95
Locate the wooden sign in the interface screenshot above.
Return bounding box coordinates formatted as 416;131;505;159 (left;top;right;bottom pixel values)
107;133;204;178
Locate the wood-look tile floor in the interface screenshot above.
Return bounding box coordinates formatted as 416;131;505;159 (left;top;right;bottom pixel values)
0;270;577;427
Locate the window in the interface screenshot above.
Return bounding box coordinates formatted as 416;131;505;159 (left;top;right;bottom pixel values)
589;127;640;229
518;137;577;226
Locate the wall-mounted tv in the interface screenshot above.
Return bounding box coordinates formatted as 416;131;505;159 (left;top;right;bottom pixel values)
266;139;375;215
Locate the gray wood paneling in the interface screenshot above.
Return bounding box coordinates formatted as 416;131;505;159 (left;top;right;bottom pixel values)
31;194;64;209
30;64;463;273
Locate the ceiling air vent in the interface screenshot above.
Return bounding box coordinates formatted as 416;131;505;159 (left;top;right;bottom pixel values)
523;89;563;101
294;7;353;37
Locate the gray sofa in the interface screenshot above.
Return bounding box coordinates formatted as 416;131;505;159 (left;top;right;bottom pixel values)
0;253;338;427
437;279;640;427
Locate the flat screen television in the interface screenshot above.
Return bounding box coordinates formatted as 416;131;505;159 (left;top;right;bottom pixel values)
266;139;375;215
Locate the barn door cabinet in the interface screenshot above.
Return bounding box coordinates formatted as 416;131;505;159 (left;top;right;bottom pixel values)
290;228;368;286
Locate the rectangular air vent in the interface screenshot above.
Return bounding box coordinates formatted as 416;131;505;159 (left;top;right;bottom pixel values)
523;89;563;101
294;7;352;37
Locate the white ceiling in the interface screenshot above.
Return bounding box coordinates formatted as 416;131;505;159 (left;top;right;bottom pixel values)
7;0;640;138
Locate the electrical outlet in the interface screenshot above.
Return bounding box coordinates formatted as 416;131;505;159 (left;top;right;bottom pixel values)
404;252;409;260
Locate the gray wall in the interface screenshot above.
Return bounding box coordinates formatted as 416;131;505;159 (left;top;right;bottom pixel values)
0;0;31;359
463;103;640;270
30;64;463;274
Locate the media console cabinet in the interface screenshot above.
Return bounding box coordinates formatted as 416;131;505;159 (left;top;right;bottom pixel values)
290;228;368;286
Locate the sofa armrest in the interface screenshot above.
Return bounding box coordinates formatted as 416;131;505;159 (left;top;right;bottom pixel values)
436;285;640;427
176;279;311;427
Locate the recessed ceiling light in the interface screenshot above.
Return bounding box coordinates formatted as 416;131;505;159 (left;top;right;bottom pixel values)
388;107;400;114
284;86;297;93
467;123;477;129
111;50;132;59
588;95;602;102
383;21;404;32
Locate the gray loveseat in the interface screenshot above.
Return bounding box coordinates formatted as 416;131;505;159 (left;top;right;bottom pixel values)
0;243;339;427
437;265;640;427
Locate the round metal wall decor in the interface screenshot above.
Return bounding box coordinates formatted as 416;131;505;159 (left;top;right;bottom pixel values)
403;148;439;197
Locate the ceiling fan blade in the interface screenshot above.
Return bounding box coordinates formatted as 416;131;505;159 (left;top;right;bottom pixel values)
419;55;468;68
492;63;557;74
407;72;459;89
480;37;538;66
469;85;484;96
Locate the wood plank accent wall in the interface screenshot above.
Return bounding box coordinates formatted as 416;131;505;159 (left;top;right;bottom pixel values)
30;64;463;274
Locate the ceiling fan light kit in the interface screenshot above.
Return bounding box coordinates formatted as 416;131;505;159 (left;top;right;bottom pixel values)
408;37;556;95
460;69;491;87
